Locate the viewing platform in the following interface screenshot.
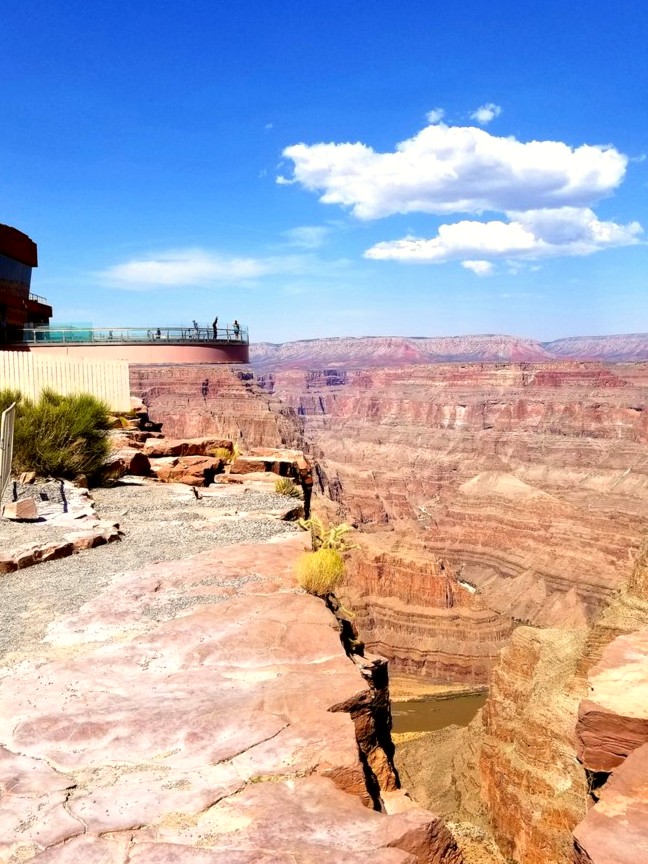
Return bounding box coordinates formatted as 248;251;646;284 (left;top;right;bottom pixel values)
7;324;250;364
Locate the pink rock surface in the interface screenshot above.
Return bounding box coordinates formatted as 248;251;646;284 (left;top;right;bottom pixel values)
573;742;648;864
0;535;458;863
576;630;648;772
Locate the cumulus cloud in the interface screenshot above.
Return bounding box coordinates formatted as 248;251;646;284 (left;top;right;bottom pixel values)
282;225;329;248
279;121;628;220
462;260;494;276
470;103;502;125
96;248;307;289
364;208;642;264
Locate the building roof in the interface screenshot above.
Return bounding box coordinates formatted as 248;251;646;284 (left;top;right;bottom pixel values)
0;224;38;268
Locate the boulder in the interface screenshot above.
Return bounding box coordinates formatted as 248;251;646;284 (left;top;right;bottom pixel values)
152;455;222;486
2;497;39;521
102;449;151;479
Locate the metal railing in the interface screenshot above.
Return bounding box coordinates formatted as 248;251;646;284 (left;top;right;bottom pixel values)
0;402;16;500
28;292;49;304
18;324;249;345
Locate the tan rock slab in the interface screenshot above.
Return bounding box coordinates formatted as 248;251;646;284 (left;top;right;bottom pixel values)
2;497;39;521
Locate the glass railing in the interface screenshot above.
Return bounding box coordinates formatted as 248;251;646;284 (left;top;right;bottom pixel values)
19;324;249;345
28;293;49;305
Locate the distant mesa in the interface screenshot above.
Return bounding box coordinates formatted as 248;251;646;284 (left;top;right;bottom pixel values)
250;333;648;368
0;224;248;364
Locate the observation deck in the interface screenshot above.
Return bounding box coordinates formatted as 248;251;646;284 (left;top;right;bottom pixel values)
8;324;249;364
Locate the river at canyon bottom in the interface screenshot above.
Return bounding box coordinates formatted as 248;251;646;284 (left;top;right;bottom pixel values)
391;692;487;735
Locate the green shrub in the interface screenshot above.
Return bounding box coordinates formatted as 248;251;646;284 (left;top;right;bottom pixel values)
0;388;21;414
294;548;345;596
275;476;302;498
11;389;112;482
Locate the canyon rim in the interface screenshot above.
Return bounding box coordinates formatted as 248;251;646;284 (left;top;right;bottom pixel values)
129;334;648;862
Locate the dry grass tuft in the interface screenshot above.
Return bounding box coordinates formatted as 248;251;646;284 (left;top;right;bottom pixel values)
295;548;345;596
274;477;302;498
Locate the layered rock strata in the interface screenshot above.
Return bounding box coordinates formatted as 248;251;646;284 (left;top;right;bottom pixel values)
129;363;304;447
0;532;460;864
344;549;512;683
257;362;648;636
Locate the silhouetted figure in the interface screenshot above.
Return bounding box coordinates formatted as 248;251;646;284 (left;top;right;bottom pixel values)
155;328;161;340
212;317;218;339
233;319;240;339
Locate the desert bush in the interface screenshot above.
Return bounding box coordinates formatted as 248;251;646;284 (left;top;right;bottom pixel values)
294;548;345;596
11;389;112;482
211;443;239;462
0;388;21;414
275;476;302;498
297;515;356;553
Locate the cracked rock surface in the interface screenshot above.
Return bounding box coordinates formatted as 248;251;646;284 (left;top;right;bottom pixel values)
0;495;459;863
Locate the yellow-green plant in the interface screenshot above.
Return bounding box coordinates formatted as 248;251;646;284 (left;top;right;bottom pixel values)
294;548;345;596
297;515;356;553
275;476;302;498
211;442;240;463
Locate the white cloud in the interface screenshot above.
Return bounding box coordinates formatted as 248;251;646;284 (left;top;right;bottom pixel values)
279;121;628;219
282;225;329;248
462;260;494;276
364;208;642;263
426;108;445;124
96;248;308;290
470;103;502;125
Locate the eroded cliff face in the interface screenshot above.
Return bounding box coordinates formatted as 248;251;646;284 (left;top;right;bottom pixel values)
344;547;513;683
396;552;648;864
257;362;648;639
129;363;304;448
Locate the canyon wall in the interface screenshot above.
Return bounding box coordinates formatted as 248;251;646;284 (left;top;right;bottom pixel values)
129;363;304;447
132;359;648;686
256;362;648;645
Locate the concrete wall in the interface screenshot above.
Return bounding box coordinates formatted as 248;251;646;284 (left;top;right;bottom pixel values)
22;342;249;364
0;352;131;411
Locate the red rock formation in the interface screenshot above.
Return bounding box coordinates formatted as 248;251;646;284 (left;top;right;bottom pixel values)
571;627;648;863
344;549;512;683
573;741;648;864
250;333;648;368
258;361;648;634
129;363;304;447
576;630;648;773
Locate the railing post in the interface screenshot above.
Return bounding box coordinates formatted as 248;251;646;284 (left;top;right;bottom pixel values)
0;402;16;502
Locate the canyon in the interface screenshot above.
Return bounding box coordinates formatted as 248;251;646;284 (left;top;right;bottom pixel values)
127;345;648;863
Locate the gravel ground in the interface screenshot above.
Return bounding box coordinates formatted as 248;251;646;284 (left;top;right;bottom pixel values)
0;481;300;661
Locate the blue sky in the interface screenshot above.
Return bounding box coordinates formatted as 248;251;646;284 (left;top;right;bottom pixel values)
2;1;647;342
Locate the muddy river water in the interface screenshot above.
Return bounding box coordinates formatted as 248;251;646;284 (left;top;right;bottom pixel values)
391;692;487;734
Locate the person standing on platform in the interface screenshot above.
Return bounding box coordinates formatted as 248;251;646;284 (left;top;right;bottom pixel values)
233;320;240;339
212;317;218;339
